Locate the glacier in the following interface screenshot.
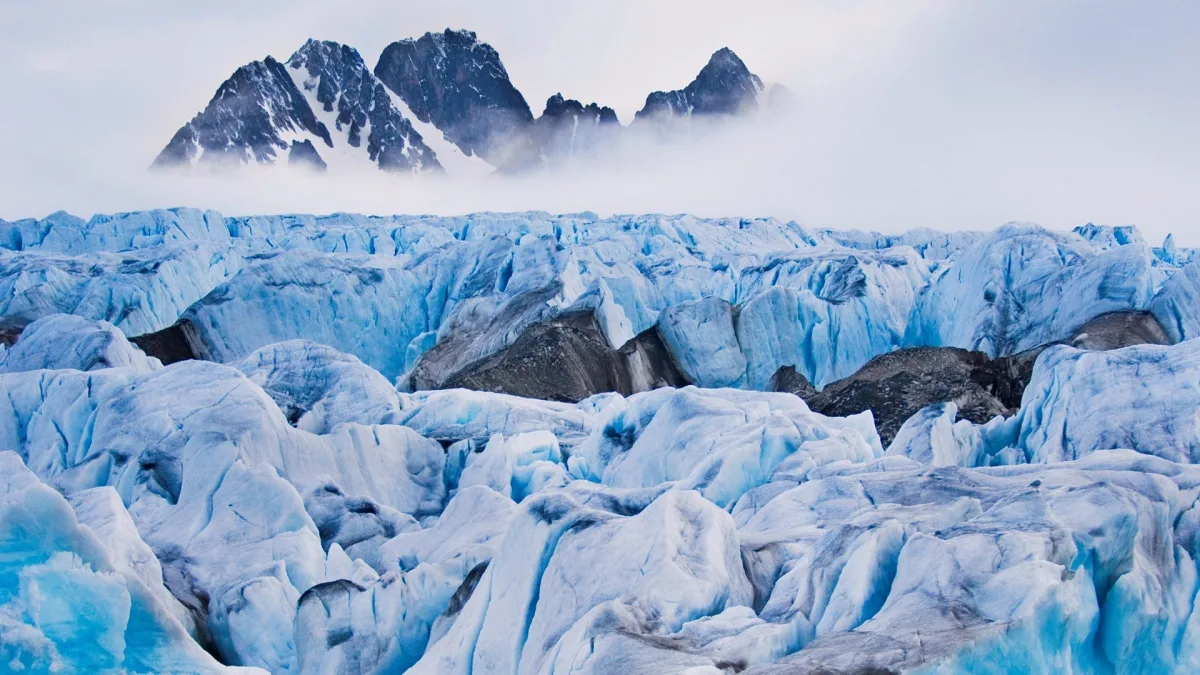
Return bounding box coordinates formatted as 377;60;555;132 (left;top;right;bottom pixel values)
0;209;1197;674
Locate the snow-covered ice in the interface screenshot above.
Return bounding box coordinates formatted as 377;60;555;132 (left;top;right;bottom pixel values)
0;210;1196;674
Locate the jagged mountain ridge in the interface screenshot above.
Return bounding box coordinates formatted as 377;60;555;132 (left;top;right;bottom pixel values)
155;39;439;173
156;29;771;174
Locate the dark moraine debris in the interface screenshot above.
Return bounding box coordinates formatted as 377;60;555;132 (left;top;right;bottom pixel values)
129;320;205;365
803;347;1014;447
1065;309;1170;351
984;309;1172;409
442;311;690;402
769;365;817;399
794;309;1173;446
0;325;24;347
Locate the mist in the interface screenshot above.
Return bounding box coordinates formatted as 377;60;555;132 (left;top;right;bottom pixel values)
2;0;1198;244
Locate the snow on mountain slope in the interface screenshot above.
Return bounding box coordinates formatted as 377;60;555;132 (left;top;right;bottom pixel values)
386;88;495;179
154;40;439;174
283;39;439;174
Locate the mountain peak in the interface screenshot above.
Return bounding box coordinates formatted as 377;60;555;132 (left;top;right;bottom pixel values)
153;37;439;174
374;28;533;165
634;46;764;125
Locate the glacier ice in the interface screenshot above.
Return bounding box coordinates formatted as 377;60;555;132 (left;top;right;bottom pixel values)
0;451;258;674
905;224;1159;356
0;242;242;336
234;340;402;433
0;210;1190;395
1012;339;1200;464
1153;258;1200;343
1;314;161;374
0;209;1197;674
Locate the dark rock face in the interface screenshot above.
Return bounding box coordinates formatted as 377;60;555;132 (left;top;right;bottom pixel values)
0;326;22;347
769;366;816;399
530;94;622;164
634;47;763;128
154;40;439;173
803;347;1014;447
374;29;535;167
795;310;1173;446
288;39;438;173
1066;309;1170;350
128;321;204;365
154;57;332;168
158;30;772;174
288;139;327;170
438;311;690;403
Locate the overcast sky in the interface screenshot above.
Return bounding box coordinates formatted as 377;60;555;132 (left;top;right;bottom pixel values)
2;0;1198;243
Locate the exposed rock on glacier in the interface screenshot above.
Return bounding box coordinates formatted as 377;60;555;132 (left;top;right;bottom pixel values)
0;314;160;374
129;320;204;365
0;452;250;674
905;224;1158;356
848;312;1175;462
409;489;754;675
803;346;1014;447
1067;308;1172;350
738;452;1200;674
769;365;817;399
437;311;688;402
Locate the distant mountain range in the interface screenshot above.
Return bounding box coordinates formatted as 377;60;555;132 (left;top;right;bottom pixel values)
153;29;785;176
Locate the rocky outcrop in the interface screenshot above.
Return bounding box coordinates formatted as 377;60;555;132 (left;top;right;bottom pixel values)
801;346;1015;447
128;320;204;365
530;94;621;164
798;310;1173;446
374;29;535;168
154;56;331;168
438;311;689;402
634;47;764;129
155;39;439;173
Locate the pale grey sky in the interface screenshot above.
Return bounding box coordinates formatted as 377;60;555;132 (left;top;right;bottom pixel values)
1;0;1198;243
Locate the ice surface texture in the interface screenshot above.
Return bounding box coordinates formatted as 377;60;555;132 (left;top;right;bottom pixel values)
2;209;1187;390
0;211;1197;674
